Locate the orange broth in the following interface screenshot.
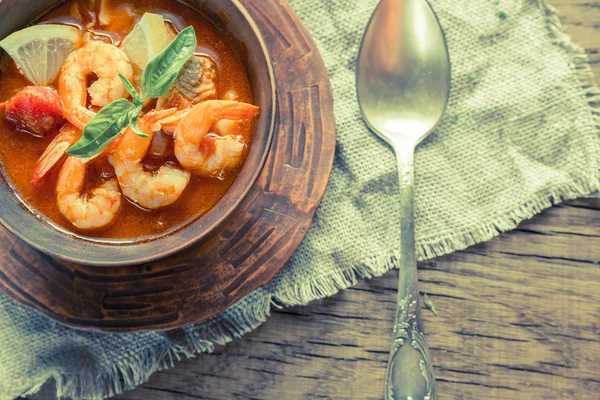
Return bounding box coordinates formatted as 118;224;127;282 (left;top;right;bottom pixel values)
0;0;254;239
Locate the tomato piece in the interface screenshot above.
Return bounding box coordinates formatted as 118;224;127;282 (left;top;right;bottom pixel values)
4;86;66;137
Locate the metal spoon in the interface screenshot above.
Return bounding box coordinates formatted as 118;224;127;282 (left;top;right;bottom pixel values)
356;0;450;398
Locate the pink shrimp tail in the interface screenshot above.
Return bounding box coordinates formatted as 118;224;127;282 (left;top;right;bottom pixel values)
32;142;71;185
215;102;260;120
32;124;82;186
237;104;260;119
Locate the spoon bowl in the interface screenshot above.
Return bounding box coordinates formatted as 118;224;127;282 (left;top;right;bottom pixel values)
356;0;451;399
357;0;450;147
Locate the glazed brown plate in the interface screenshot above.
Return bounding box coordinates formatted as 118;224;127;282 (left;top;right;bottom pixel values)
0;0;276;266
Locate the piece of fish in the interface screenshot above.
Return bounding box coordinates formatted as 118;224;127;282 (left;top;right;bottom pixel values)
156;55;217;110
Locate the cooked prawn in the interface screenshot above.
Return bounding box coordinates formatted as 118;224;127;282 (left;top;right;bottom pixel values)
215;91;243;136
32;123;125;186
56;156;122;230
148;108;189;132
173;100;259;178
58;40;133;130
113;113;191;210
32;123;81;185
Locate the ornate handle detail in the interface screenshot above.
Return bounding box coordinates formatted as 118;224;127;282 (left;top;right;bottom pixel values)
386;294;435;400
385;146;436;400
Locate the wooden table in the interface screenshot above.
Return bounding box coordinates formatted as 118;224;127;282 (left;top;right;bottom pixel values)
30;0;600;398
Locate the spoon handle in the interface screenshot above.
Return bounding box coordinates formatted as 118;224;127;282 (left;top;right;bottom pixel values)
385;146;436;400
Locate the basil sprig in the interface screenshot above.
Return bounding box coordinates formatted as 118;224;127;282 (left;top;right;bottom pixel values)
67;26;197;158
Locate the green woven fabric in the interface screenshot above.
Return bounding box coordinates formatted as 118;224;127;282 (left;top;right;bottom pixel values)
1;0;599;398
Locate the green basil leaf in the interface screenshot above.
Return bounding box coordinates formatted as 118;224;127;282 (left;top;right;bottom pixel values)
126;103;148;138
141;26;196;100
64;27;197;158
119;73;141;105
67;99;135;158
130;116;148;138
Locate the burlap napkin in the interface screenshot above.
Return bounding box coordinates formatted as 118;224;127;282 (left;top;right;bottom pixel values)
1;0;599;398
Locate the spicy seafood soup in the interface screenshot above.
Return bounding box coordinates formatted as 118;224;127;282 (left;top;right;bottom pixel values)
0;0;259;240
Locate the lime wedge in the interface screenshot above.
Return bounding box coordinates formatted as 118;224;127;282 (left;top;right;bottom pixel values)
121;13;170;71
0;24;82;86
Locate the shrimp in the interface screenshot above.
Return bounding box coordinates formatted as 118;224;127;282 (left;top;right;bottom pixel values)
58;40;133;130
173;100;259;178
32;123;82;185
31;122;125;185
148;108;189;132
215;91;243;137
56;156;122;230
113;113;191;210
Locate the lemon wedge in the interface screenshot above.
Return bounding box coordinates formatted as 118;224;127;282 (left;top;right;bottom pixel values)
121;13;170;71
0;24;81;86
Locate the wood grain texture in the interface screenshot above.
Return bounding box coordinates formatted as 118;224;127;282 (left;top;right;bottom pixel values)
24;0;600;399
0;0;335;331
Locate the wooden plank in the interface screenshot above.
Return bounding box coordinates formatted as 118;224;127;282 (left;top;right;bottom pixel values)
27;0;600;399
28;199;600;399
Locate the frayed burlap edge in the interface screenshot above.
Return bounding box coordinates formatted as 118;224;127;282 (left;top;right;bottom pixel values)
21;1;600;399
